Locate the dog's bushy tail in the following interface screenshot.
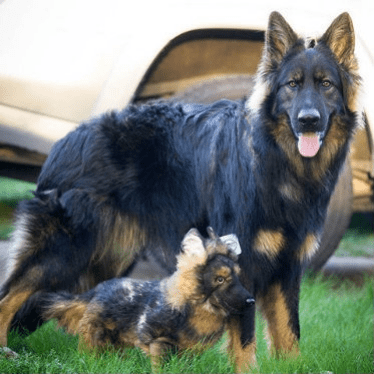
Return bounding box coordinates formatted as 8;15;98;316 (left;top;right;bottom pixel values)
42;291;93;334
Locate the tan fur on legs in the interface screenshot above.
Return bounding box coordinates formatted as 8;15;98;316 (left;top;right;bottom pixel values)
0;288;33;346
259;284;299;357
227;317;257;373
77;335;95;354
149;340;168;373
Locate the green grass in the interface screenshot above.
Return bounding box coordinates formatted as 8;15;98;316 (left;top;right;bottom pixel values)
253;275;373;374
0;177;35;238
335;214;373;258
1;275;372;373
0;177;35;206
0;178;372;372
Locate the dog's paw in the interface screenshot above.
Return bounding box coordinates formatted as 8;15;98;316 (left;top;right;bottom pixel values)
0;347;19;359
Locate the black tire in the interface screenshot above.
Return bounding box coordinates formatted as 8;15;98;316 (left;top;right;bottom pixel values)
173;75;352;272
307;160;352;272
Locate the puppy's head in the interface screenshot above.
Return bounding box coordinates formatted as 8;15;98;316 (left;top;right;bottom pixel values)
175;227;254;314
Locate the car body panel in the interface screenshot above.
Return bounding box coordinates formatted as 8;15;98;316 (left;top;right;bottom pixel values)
0;0;372;192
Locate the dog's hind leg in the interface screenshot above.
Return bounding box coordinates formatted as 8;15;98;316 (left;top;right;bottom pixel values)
0;288;34;347
0;214;49;347
0;233;92;348
0;195;100;349
258;282;300;357
3;215;149;352
227;308;257;373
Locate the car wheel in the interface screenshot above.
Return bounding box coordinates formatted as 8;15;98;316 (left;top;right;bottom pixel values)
308;160;352;272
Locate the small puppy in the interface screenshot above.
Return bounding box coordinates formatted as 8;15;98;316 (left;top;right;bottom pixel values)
41;227;254;367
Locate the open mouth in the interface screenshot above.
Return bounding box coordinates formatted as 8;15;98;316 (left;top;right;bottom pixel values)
297;132;323;158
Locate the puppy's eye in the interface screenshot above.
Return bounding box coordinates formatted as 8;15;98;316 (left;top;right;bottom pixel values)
288;80;297;88
216;276;225;284
321;79;331;88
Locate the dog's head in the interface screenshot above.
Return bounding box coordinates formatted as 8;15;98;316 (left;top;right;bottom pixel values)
248;12;361;160
173;227;254;315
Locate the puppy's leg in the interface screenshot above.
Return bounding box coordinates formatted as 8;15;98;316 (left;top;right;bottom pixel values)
227;307;257;373
259;282;300;357
148;340;171;373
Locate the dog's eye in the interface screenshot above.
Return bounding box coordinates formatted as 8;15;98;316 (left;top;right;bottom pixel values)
216;276;225;284
321;79;331;88
288;80;297;88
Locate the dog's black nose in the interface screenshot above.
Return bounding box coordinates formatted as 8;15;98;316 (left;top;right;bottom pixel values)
246;298;255;306
298;109;320;128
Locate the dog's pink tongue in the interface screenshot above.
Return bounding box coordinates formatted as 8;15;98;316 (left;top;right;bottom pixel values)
297;133;320;157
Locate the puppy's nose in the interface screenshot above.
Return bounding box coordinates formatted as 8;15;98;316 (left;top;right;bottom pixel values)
246;298;255;306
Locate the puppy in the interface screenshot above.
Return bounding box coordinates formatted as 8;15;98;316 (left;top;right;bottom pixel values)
42;227;254;367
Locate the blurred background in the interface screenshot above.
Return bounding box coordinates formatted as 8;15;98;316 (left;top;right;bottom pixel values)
0;0;372;281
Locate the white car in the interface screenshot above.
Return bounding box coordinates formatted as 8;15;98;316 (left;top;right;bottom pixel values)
0;0;373;270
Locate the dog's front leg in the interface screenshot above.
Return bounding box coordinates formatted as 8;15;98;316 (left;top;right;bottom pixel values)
227;306;257;373
258;282;300;357
147;340;172;373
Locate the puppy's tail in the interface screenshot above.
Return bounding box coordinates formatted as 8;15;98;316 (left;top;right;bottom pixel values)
42;291;93;334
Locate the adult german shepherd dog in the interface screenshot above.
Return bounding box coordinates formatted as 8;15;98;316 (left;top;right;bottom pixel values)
0;11;361;371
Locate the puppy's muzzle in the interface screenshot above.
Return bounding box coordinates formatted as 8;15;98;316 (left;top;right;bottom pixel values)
245;297;255;306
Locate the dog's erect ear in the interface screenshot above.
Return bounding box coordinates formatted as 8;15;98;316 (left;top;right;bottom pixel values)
247;12;298;112
220;234;242;256
265;11;298;65
319;12;355;65
182;228;206;257
207;226;218;240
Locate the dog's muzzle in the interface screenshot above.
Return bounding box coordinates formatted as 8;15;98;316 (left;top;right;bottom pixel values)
296;109;323;158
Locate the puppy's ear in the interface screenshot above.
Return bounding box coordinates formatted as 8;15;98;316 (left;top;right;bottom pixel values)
181;228;206;257
207;226;218;240
220;234;242;256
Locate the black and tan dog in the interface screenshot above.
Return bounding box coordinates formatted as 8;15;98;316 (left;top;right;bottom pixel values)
0;11;361;372
40;227;253;368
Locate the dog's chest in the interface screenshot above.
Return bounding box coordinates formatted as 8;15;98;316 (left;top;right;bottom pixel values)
177;305;226;350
